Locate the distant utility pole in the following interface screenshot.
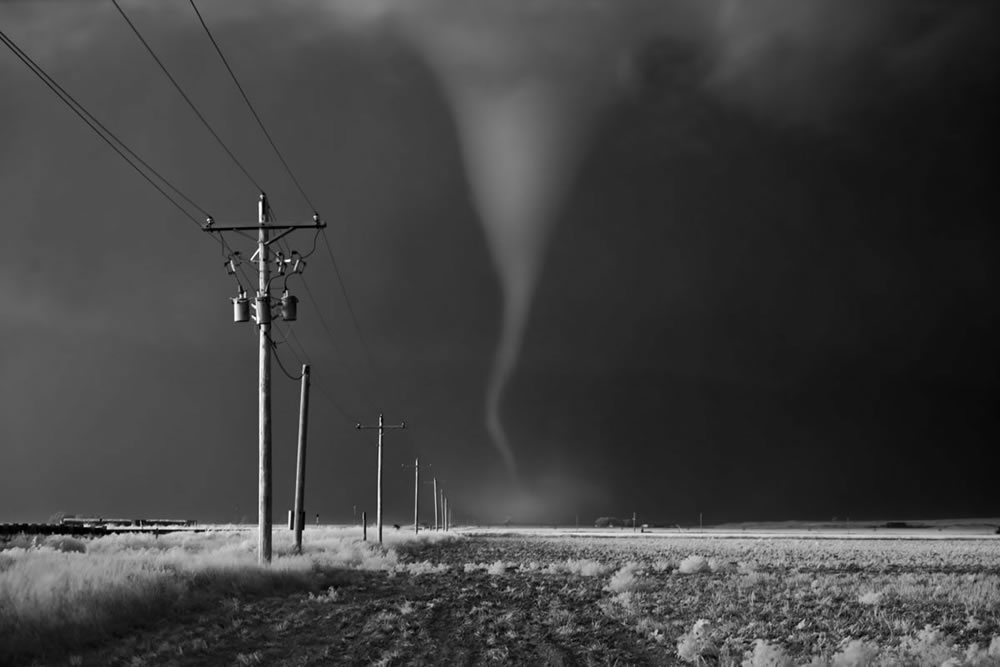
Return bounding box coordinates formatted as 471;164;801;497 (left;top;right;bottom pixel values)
356;413;405;544
423;477;439;530
292;364;311;553
443;495;449;531
402;458;430;534
439;487;444;530
204;193;324;565
433;478;439;530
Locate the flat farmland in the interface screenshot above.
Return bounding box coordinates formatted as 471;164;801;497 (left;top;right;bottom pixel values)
4;527;1000;665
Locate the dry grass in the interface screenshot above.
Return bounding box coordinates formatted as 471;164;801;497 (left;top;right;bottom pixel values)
0;526;453;664
5;528;1000;665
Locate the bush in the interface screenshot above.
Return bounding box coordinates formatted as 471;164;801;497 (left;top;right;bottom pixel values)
594;517;625;528
678;555;709;574
606;563;643;593
677;619;717;664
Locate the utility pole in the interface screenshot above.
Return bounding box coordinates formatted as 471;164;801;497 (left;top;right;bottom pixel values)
431;477;439;530
402;458;430;534
356;413;405;544
204;193;324;565
292;364;311;553
443;495;449;531
439;486;445;531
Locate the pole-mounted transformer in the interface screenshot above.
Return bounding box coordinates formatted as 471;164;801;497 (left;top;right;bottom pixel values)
232;290;249;323
255;294;272;324
280;290;298;321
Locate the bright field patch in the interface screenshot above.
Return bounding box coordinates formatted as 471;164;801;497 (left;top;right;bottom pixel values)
3;528;1000;665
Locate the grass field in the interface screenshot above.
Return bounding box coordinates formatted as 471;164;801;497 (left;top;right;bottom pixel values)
3;524;1000;665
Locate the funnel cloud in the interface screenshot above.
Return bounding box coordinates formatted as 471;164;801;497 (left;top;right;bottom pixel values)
410;33;628;475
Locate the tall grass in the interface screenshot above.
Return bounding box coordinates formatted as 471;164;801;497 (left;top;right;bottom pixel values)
0;526;453;663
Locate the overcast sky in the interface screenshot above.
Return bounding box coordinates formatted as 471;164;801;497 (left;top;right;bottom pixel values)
1;0;997;526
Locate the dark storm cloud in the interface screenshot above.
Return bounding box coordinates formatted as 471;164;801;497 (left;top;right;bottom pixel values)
2;1;996;525
320;0;999;488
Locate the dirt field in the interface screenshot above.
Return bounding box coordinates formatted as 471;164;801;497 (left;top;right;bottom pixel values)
39;528;998;666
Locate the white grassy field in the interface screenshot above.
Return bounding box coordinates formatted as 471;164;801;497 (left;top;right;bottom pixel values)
2;522;1000;665
0;526;453;664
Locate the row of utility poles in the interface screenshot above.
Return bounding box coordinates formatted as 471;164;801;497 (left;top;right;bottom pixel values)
357;466;454;542
206;194;454;564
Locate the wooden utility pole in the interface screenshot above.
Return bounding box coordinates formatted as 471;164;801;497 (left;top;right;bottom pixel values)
443;495;449;531
256;195;272;564
356;414;405;544
203;193;325;565
292;364;311;553
402;458;429;534
432;477;439;530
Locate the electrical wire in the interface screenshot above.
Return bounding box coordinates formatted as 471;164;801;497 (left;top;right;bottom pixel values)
267;332;304;381
300;228;322;260
319;229;393;407
0;27;213;231
297;276;380;413
1;25;262;303
283;325;312;366
267;325;359;423
311;371;361;426
111;0;264;194
273;321;309;366
188;0;318;214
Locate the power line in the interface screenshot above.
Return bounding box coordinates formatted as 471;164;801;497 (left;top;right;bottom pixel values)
111;0;264;194
320;229;393;407
272;321;363;425
283;325;312;365
273;321;310;369
188;0;318;214
268;333;304;381
297;276;380;414
312;369;360;425
1;25;256;267
0;27;211;230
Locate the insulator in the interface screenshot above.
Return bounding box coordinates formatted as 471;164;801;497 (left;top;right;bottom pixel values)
255;295;271;324
232;295;249;323
280;291;299;321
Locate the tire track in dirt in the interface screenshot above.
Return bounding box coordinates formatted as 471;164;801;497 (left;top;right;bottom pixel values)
61;567;666;666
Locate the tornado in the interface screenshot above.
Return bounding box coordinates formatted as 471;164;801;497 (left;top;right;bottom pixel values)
450;79;594;475
396;5;634;475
